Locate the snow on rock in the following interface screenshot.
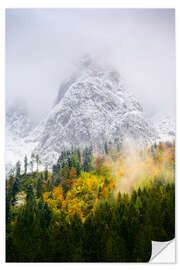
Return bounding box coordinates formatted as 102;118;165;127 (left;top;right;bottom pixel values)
6;55;176;171
151;114;175;143
6;105;37;174
6;105;33;138
32;56;158;164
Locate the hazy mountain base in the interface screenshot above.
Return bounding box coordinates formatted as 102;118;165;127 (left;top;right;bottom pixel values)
6;141;175;262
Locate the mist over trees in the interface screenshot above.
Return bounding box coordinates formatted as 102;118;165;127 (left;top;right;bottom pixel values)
6;141;175;262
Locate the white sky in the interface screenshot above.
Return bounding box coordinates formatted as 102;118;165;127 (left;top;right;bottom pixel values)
6;8;176;123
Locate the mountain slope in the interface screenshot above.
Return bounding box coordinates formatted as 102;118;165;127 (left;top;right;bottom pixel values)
6;105;33;138
32;56;158;164
6;105;37;173
6;56;175;169
151;114;175;143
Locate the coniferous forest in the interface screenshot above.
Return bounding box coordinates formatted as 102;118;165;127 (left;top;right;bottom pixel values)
6;141;175;262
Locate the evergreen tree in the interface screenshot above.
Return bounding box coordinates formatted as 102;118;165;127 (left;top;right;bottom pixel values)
77;148;81;162
47;179;52;192
11;176;20;206
30;153;35;173
24;155;28;175
76;161;81;176
26;184;34;207
35;154;41;172
37;176;43;199
82;147;92;172
44;165;48;181
6;186;11;224
15;161;21;178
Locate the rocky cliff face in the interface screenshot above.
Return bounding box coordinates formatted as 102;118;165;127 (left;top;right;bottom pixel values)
6;105;36;173
6;105;33;138
151;114;175;143
6;56;175;169
32;56;158;164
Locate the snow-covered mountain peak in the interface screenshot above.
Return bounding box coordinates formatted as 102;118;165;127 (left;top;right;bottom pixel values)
6;58;175;170
29;59;156;165
55;55;142;111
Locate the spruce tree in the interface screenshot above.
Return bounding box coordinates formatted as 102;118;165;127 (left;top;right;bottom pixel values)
35;154;41;172
15;161;21;178
24;155;28;175
37;176;43;199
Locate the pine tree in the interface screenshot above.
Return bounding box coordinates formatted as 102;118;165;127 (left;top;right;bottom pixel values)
30;152;36;174
24;155;28;175
26;184;34;207
6;186;11;224
15;161;21;178
76;161;81;176
82;147;92;172
11;177;19;206
37;176;43;199
44;165;48;181
77;148;81;162
35;154;41;172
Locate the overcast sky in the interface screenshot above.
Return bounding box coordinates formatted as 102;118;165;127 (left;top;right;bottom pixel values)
6;8;176;123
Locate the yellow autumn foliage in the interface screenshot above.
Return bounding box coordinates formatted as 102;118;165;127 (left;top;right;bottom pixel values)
42;142;175;221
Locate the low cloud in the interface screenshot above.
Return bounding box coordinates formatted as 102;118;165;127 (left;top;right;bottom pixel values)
6;8;176;123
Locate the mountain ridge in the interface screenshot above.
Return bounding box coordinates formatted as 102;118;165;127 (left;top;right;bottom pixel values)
6;57;175;170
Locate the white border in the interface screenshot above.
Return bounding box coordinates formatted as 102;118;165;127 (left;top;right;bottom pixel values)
0;0;179;268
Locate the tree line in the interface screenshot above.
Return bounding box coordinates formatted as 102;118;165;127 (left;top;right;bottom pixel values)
6;142;175;262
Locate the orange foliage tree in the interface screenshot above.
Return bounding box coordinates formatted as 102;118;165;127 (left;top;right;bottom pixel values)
69;167;77;180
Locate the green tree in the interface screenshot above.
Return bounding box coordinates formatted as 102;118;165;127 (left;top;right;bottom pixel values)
35;154;41;172
15;161;21;177
82;147;92;172
24;155;28;175
26;184;34;207
11;177;20;206
44;165;48;181
36;176;43;199
30;153;35;173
